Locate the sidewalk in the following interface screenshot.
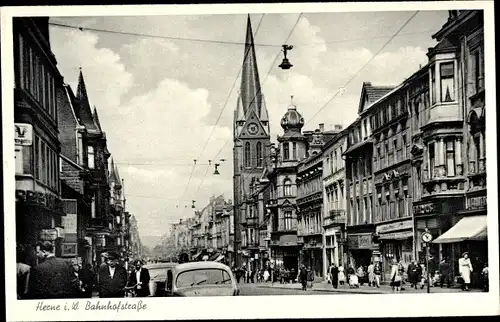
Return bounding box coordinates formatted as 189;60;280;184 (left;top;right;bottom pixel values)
257;281;477;294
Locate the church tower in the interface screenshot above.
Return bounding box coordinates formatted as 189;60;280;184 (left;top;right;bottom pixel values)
233;15;271;266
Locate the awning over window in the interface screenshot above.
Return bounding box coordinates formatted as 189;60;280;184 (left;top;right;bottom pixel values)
215;255;225;262
432;215;487;244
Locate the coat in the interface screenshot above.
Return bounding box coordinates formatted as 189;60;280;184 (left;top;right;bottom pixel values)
98;265;128;298
27;256;79;299
128;268;150;296
330;266;339;284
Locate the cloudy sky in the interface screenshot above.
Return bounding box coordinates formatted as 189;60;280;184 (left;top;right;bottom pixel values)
48;9;449;245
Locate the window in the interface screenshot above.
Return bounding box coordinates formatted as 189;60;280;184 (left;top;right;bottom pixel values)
363;197;368;223
363;119;368;138
473;135;481;170
15;147;23;174
176;269;232;288
385;141;390;166
88;145;95;169
356;199;360;225
283;142;289;160
244;142;251;167
471;48;484;93
446;139;455;176
391;102;397;119
284;179;292;196
284;211;293;231
393;138;398;162
440;62;455;102
256;142;262;167
91;196;96;218
402;134;408;159
431;66;436;104
292;142;297;160
429;143;435;178
368;196;373;223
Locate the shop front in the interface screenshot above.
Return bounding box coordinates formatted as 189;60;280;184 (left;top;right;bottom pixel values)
301;235;323;279
376;219;414;281
347;232;379;270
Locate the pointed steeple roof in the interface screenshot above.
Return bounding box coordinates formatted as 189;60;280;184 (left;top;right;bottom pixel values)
92;106;102;132
76;68;88;102
240;14;263;117
109;158;122;187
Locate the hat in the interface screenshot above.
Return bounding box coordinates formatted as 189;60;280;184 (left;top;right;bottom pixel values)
462;252;469;257
101;252;109;259
107;251;120;260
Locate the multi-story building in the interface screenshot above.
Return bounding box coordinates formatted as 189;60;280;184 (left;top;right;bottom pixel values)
109;159;128;258
296;127;331;280
128;215;144;260
420;11;487;283
322;127;348;275
233;15;272;268
266;100;308;272
248;173;271;271
73;70;113;265
370;78;416;280
58;80;96;266
344;82;395;269
14;18;65;266
220;200;234;265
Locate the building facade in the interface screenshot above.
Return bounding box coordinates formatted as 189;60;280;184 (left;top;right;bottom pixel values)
322;127;348;276
14;17;65;266
233;15;272;268
344;82;395;269
421;10;487;285
266;100;308;272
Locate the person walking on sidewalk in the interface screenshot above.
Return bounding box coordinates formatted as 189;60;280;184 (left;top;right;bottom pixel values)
459;252;473;291
27;241;79;299
98;252;128;298
390;259;403;293
367;262;375;287
439;258;452;288
330;263;339;289
373;262;381;288
299;265;308;291
338;265;346;286
16;244;31;299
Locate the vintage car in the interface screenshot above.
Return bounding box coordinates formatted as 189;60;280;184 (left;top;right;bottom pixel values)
165;261;239;297
144;262;178;297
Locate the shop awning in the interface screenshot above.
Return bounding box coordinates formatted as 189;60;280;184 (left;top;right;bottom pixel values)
432;215;487;244
215;255;225;262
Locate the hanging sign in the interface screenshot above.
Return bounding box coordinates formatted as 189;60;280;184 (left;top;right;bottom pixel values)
15;123;33;146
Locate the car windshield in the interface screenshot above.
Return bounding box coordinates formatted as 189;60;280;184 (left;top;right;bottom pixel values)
176;269;232;288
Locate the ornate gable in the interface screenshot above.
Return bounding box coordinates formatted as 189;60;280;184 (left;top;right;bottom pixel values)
238;109;269;139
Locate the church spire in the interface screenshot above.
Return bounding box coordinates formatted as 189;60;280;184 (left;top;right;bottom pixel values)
76;67;88;102
240;14;263;117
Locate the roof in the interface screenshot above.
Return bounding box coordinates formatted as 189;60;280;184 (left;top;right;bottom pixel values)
358;82;396;114
75;69;100;133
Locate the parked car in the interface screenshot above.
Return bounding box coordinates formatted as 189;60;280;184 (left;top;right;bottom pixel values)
165;261;239;297
144;262;178;296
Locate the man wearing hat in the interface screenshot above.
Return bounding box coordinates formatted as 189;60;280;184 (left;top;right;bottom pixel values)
98;251;128;298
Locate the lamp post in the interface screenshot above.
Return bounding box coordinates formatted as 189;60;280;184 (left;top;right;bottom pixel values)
421;228;433;294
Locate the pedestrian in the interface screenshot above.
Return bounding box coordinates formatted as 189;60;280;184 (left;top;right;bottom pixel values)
338;265;346;286
356;265;366;286
307;267;314;288
438;258;452;288
263;268;270;282
481;263;488;292
299;265;308;291
79;264;95;298
458;252;473;291
98;252;128;298
70;259;86;298
16;244;31;299
373;262;381;288
407;261;417;288
330;263;339;289
367;262;375;287
390;259;402;293
27;241;79;299
127;260;150;297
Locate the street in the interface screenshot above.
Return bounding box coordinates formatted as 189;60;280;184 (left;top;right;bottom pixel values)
238;283;335;296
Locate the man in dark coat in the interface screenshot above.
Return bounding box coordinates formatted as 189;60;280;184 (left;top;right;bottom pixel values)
330;264;339;289
127;260;150;297
299;265;308;291
98;252;128;298
79;264;95;298
27;241;79;299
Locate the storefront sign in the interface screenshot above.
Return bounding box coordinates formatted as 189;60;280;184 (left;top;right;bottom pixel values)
379;230;413;240
376;220;413;234
466;196;487;210
14;123;33;146
279;234;297;246
62;213;77;234
413;202;437;216
348;233;376;250
95;234;106;247
39;229;57;241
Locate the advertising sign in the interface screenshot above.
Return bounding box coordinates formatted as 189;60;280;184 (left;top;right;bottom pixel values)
14;123;33;146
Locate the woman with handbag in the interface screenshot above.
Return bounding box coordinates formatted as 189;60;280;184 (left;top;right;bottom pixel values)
390;259;402;293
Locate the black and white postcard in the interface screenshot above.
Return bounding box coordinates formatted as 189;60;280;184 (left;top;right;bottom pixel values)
1;1;498;321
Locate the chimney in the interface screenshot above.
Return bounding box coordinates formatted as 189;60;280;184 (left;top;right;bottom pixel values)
319;123;324;132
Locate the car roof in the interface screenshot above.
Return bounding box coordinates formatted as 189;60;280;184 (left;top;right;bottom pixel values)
174;261;230;272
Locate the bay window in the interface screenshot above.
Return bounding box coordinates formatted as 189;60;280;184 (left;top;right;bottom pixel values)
284;211;293;231
446;139;456;176
88;145;95;169
431;66;436;104
428;143;435;178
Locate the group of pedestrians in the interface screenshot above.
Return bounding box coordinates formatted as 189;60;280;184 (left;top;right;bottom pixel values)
16;241;151;300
